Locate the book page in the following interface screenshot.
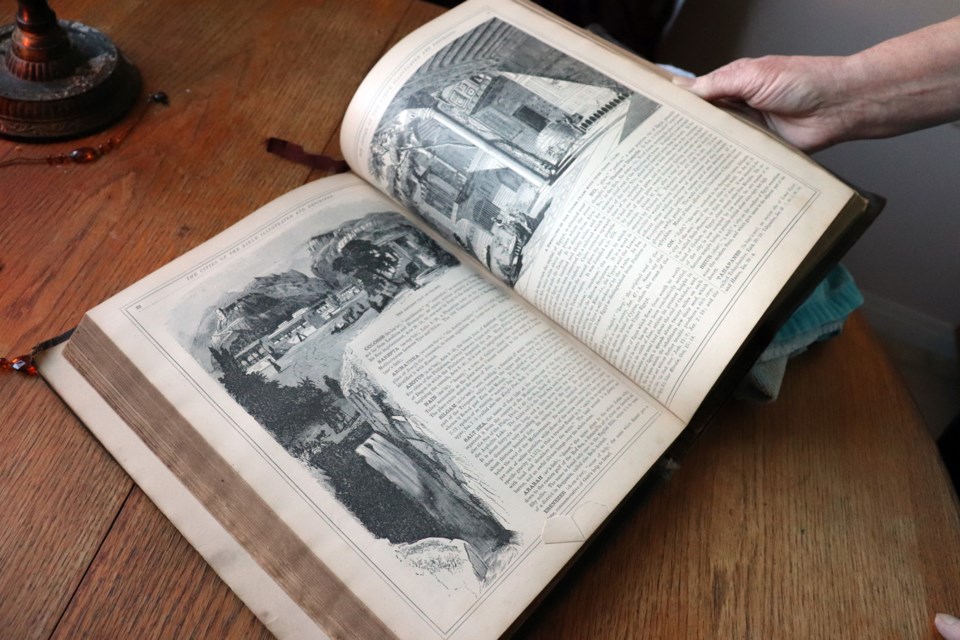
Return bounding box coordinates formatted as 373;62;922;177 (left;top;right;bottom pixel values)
79;173;685;640
340;0;856;422
38;345;328;640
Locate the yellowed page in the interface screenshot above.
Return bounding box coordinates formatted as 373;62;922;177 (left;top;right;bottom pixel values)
341;0;855;422
75;173;685;639
38;345;328;640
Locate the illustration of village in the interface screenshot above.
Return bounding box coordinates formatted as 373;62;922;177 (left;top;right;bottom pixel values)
176;211;518;602
370;18;661;284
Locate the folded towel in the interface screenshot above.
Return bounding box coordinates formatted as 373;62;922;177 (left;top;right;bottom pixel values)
737;265;864;402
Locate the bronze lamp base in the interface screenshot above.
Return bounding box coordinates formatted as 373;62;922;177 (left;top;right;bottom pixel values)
0;1;140;141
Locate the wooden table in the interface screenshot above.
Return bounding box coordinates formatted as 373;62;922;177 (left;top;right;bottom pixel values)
2;1;958;638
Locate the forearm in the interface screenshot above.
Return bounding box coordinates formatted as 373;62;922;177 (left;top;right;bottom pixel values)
834;15;960;141
681;15;960;151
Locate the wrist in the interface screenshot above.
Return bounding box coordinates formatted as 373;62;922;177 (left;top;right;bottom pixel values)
833;19;960;141
822;53;879;144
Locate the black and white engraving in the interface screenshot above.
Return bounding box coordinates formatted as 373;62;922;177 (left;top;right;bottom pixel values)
172;210;518;603
370;18;661;284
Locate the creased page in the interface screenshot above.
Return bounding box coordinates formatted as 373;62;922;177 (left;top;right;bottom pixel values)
341;0;856;422
79;173;685;640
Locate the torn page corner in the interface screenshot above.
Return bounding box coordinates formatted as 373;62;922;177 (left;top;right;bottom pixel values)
541;515;584;544
571;501;611;539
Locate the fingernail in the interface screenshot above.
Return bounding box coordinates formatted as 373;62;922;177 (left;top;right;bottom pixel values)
671;75;694;88
936;613;960;629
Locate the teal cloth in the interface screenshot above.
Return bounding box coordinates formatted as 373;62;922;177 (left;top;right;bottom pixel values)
738;265;864;402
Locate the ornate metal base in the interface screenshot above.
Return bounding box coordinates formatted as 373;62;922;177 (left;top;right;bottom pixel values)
0;20;140;141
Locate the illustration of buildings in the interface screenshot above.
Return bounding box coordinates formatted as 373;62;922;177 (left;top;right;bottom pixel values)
208;218;453;378
226;286;364;376
378;65;632;283
434;71;630;180
308;215;445;288
370;17;663;285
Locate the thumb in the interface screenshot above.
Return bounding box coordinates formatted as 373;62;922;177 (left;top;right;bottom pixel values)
671;69;731;101
675;59;765;103
671;73;705;95
936;613;960;640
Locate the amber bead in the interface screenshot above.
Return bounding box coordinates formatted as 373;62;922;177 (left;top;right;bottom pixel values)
0;355;38;376
69;147;100;163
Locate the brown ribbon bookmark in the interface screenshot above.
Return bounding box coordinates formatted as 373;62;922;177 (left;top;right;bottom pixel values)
265;138;349;173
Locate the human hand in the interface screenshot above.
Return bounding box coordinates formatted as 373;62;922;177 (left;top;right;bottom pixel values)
671;16;960;152
672;55;858;152
937;613;960;640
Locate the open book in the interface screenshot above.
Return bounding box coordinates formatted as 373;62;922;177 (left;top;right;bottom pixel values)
39;1;881;638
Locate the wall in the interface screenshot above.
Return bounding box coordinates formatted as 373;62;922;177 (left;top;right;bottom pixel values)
658;0;960;356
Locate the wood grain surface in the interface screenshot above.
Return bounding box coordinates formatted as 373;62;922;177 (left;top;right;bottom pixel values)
1;1;958;639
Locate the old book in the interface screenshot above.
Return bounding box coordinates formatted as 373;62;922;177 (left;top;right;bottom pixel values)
39;0;882;638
